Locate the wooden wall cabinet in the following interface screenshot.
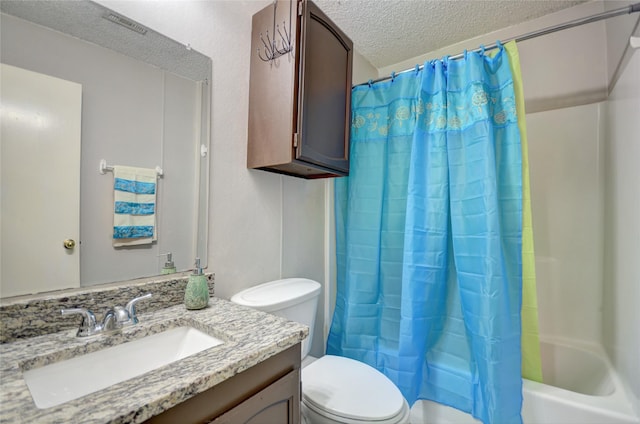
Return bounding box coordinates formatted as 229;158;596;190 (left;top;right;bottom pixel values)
247;0;353;179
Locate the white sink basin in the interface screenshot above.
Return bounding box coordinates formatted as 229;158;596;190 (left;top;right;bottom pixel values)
23;326;223;409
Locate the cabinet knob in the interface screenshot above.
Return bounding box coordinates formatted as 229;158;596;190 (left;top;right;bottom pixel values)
63;239;76;250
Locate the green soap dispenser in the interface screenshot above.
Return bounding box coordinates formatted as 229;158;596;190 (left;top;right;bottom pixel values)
160;253;176;274
184;258;209;310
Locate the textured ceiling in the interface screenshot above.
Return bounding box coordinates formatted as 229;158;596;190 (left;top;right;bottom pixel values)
314;0;586;68
0;0;211;81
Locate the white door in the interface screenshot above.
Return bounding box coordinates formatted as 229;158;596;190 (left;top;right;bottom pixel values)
0;63;82;297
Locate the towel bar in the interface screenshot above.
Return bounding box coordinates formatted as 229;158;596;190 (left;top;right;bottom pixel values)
99;159;163;176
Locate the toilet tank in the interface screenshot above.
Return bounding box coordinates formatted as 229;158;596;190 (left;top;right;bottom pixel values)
230;278;321;359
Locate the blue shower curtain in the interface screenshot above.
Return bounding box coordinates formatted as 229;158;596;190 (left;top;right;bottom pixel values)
327;45;523;424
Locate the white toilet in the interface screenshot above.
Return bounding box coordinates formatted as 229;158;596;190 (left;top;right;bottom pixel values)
231;278;411;424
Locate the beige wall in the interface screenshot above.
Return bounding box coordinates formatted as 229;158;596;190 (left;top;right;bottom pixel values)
352;50;378;85
605;1;640;89
378;1;614;114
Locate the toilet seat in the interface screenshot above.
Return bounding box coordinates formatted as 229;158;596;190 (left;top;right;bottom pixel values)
302;355;409;423
302;401;410;424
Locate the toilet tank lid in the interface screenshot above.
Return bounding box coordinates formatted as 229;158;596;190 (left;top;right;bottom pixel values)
230;278;321;312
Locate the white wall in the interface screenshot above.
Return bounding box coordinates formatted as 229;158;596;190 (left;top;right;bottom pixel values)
603;47;640;416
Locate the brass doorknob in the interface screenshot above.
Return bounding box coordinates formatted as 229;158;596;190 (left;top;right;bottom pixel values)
63;239;76;250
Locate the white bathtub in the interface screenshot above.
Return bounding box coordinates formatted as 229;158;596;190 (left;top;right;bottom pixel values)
410;340;640;424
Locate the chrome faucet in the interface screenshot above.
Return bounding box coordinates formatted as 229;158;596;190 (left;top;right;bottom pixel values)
61;293;152;337
114;293;152;326
60;307;97;337
61;307;118;337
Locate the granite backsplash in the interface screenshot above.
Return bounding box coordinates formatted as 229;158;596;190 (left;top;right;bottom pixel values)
0;273;214;343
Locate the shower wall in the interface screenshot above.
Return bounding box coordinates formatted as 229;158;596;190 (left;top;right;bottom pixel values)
526;103;605;344
603;47;640;416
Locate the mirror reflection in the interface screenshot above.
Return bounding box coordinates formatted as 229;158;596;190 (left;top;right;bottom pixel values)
0;0;211;298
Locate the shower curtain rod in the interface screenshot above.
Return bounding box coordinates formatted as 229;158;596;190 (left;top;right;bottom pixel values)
355;2;640;87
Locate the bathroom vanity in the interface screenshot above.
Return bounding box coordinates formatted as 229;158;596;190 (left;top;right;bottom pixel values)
148;343;301;423
0;288;306;423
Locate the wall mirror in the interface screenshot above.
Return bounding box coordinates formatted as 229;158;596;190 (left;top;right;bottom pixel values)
0;0;211;298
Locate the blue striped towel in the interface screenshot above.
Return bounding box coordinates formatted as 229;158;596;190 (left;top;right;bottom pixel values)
112;165;157;247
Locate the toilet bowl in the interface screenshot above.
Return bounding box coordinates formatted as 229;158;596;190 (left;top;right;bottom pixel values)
230;278;410;424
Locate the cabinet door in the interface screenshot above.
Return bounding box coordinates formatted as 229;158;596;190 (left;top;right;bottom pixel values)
296;0;352;175
210;369;300;424
247;0;298;171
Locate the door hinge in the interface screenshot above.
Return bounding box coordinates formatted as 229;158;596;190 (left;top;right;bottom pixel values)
298;0;303;16
293;133;299;148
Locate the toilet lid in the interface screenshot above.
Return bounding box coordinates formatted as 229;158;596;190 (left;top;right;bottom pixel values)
302;355;406;421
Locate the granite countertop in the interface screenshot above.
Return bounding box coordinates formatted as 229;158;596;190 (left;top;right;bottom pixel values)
0;297;308;423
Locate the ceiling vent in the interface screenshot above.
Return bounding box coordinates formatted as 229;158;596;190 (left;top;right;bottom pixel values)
103;13;148;35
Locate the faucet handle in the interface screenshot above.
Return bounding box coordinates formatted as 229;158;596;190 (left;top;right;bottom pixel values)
61;308;97;337
125;293;152;324
114;305;130;323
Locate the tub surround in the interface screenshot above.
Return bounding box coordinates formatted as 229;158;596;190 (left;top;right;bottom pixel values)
0;297;308;423
410;339;640;424
0;273;214;343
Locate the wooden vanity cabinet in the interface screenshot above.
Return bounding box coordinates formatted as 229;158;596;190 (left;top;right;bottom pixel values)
146;344;301;424
247;0;353;179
